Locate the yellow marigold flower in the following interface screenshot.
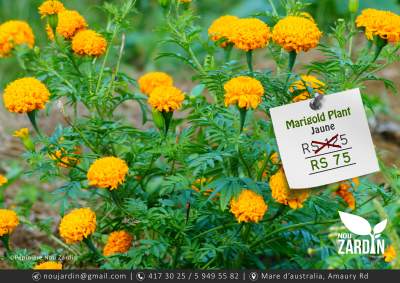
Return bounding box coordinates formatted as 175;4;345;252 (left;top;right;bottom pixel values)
38;0;65;17
50;148;80;168
208;15;239;47
0;209;19;237
103;230;133;256
56;10;87;39
191;177;216;197
148;86;185;112
87;157;129;190
272;15;322;53
270;152;280;165
269;168;309;209
179;0;191;3
46;24;55;41
34;261;62;270
0;175;7;187
227;18;271;51
289;75;325;102
138;72;174;96
224;76;264;109
59;208;96;244
383;245;397;263
13;127;29;139
3;77;50;113
230;189;268;223
72;29;107;57
356;9;400;43
0;20;35;58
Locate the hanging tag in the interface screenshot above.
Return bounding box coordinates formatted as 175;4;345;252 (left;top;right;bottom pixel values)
270;88;379;189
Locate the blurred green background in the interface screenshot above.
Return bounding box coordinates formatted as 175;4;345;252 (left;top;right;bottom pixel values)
1;0;400;87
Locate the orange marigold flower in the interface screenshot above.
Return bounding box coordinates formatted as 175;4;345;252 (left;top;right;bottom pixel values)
148;86;185;112
13;128;29;139
59;208;96;244
38;0;65;17
208;15;239;47
230;189;268;223
72;29;107;57
103;230;133;256
0;20;35;58
269;168;309;209
34;261;63;270
3;77;50;113
56;10;87;39
0;209;19;237
87;157;129;190
272;15;322;53
0;175;7;187
383;245;397;263
356;8;400;42
289;75;325;102
227;18;271;51
138;72;174;96
335;178;359;210
224;76;264;109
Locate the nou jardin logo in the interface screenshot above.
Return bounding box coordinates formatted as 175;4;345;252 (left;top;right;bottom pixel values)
337;211;387;255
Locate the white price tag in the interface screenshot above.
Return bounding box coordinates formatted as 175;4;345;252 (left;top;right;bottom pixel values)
270;88;379;189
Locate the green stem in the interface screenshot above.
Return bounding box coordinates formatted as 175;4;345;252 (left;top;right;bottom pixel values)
1;235;11;254
239;108;247;133
162;111;174;136
95;25;119;96
83;237;102;259
288;51;297;73
246;50;254;75
224;44;233;62
354;37;387;82
27;111;42;136
285;51;297;89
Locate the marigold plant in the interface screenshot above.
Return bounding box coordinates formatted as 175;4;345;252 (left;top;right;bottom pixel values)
0;0;399;271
